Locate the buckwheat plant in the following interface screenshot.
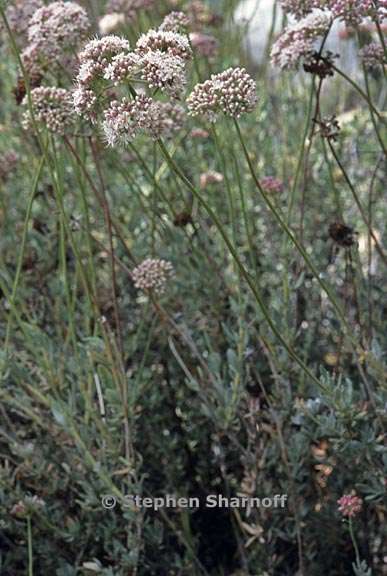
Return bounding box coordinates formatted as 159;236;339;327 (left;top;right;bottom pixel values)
338;494;372;576
0;0;386;575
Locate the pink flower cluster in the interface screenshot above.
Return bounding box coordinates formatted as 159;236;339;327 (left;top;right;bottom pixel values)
132;258;174;293
21;1;90;75
337;494;363;518
5;0;44;37
135;29;192;61
190;32;219;58
159;11;190;32
261;176;284;193
74;36;132;118
105;0;155;23
280;0;325;19
330;0;386;25
359;42;386;68
280;0;386;24
103;95;155;146
104;52;141;85
271;11;332;69
187;67;257;121
139;50;187;98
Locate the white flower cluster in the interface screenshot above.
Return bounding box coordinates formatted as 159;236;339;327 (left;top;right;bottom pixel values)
135;29;192;61
73;23;192;145
132;258;174;293
103;95;155;146
73;36;132;118
140;50;187;98
23;87;76;134
103;96;185;146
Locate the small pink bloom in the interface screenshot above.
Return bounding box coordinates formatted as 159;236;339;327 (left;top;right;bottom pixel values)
200;170;224;188
191;128;209;138
189;32;218;58
261;176;284;193
337;494;363;518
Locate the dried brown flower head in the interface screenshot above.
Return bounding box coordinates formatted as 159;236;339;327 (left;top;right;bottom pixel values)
329;222;357;247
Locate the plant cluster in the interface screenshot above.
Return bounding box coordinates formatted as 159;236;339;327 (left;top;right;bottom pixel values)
0;0;386;575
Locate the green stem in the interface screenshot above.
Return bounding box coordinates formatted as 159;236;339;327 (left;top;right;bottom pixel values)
332;64;384;120
27;516;33;576
348;519;362;568
3;154;45;357
234;118;368;351
327;139;387;267
157;138;325;390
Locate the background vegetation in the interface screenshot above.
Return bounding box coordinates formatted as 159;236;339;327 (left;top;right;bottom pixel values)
0;0;386;574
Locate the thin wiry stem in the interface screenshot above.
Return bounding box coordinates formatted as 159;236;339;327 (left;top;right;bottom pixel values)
157;138;326;391
327;139;387;267
3;154;46;359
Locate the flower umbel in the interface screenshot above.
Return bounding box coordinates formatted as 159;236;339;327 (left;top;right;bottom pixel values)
187;67;257;121
132;259;174;293
23;87;76;134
